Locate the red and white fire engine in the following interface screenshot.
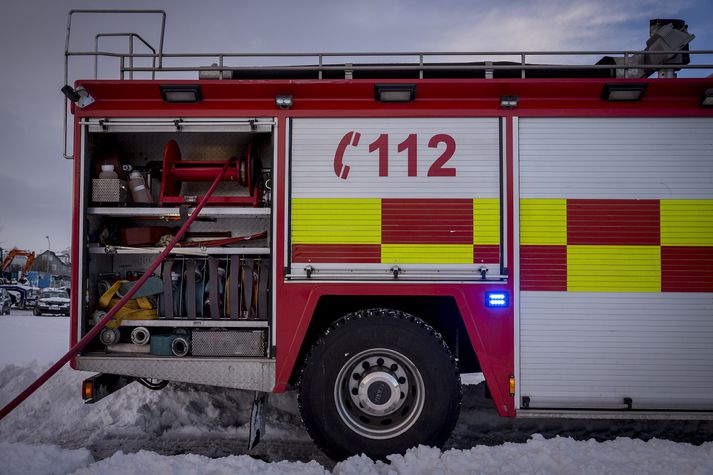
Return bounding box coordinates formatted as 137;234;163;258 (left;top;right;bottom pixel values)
60;11;712;460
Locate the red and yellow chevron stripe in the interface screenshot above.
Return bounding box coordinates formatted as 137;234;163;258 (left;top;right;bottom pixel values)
520;199;713;292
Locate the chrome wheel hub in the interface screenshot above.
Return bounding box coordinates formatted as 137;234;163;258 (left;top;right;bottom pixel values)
335;348;425;439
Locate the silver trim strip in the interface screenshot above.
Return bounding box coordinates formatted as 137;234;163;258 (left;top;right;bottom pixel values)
286;273;507;281
283;119;291;266
81;118;276;125
87;246;270;256
76;125;87;343
87;207;270;217
82;118;275;133
118;319;269;328
500;117;508;271
517;409;713;421
512;116;521;409
272;117;280;348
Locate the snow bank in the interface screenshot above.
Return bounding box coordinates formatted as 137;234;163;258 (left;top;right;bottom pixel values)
0;363;254;446
0;442;92;475
334;436;713;475
1;435;712;475
72;450;329;475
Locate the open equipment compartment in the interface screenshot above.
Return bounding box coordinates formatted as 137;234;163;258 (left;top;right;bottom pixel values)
78;119;274;359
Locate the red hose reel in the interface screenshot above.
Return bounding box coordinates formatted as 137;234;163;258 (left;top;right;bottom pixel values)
159;139;261;206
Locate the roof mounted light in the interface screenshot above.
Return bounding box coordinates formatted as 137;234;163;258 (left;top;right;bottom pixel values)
160;85;202;103
61;85;95;108
375;84;416;102
601;83;648;102
500;95;519;109
701;88;713;107
275;94;293;109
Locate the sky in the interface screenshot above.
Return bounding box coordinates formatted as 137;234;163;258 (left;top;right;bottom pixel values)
0;0;711;255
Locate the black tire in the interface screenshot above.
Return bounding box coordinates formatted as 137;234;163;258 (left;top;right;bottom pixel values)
298;308;461;461
33;307;40;316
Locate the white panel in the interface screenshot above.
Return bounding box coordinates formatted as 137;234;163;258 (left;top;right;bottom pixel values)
520;292;713;410
292;118;500;198
519;118;713;199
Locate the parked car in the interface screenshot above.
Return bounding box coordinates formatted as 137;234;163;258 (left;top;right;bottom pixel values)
0;288;11;314
34;288;71;316
0;284;39;309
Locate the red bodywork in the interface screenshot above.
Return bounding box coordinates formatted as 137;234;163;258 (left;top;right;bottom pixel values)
69;77;713;418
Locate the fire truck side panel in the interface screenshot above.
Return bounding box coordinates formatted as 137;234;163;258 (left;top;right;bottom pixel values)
276;116;515;416
517;117;713;411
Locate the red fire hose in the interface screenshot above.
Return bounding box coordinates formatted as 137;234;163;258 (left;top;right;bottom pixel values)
0;159;234;421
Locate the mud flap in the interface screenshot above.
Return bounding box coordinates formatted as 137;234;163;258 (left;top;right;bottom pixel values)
248;391;267;450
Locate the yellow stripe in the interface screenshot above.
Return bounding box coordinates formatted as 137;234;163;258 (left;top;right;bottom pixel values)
520;199;567;245
473;198;500;245
567;245;661;292
381;244;473;264
292;198;381;244
660;199;713;246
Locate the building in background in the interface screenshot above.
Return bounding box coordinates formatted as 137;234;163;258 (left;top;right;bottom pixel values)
29;251;70;288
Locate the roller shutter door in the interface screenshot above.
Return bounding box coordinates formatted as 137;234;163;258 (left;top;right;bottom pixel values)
518;117;713;410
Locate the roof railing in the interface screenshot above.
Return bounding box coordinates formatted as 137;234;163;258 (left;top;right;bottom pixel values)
63;9;166;158
62;10;713;159
68;49;713;80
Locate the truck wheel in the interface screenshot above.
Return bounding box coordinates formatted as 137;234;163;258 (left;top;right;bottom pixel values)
33;307;40;316
298;308;461;461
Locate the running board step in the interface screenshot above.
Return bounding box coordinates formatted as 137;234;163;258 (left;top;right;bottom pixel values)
76;356;275;392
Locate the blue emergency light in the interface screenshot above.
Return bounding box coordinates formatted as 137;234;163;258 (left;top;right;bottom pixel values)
486;291;509;308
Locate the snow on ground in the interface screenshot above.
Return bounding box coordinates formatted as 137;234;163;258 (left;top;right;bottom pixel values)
1;309;713;474
0;313;69;366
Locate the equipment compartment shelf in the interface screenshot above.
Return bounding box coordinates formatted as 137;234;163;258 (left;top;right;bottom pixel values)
116;319;269;328
87;207;271;217
88;246;270;255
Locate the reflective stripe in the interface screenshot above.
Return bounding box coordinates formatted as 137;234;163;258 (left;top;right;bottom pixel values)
567;245;661;292
520;199;567;245
473;198;500;245
291;198;381;244
381;244;473;264
660;199;713;246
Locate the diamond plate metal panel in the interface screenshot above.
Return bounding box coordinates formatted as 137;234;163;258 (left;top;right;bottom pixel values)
192;329;266;357
76;355;275;392
91;179;127;203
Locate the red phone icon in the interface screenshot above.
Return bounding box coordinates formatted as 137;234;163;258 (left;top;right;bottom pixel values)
334;131;360;180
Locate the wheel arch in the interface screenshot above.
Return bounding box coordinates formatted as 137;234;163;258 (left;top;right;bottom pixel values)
288;294;481;386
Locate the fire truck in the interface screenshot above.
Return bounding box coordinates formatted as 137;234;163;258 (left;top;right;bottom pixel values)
63;11;713;460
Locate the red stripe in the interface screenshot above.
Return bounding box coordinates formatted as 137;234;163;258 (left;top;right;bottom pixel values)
520;245;567;291
567;199;660;246
661;246;713;292
474;245;500;264
292;244;381;263
382;199;473;244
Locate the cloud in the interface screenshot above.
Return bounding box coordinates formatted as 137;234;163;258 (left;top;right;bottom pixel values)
442;0;692;53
